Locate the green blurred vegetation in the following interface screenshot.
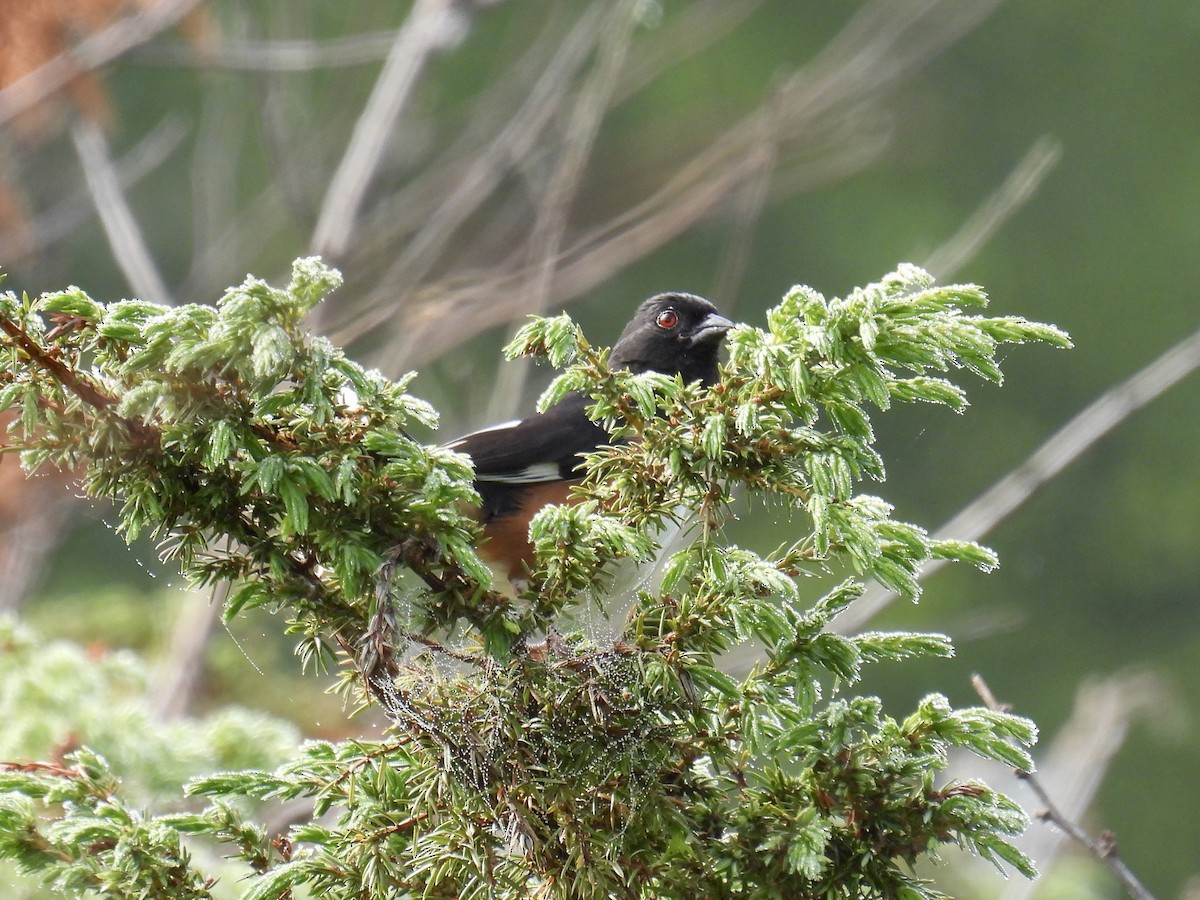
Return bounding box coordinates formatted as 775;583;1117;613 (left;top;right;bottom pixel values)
2;0;1197;894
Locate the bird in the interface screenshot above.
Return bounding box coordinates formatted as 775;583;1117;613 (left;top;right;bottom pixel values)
447;292;733;591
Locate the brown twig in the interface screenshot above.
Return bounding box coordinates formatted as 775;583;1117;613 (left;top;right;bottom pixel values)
0;759;78;777
366;812;430;841
0;314;114;411
971;674;1157;900
403;631;485;667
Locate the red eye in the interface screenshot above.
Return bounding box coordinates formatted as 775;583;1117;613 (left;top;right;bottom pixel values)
655;309;679;329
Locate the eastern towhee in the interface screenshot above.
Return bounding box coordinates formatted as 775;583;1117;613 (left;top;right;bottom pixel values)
447;293;733;589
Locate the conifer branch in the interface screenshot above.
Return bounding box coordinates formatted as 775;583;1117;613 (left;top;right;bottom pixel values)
0;262;1071;897
834;323;1200;633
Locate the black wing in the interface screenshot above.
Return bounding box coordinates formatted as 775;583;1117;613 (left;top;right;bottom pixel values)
446;393;607;483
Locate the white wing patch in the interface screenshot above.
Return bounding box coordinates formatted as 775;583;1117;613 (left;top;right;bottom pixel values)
447;418;565;482
475;462;562;484
445;419;522;449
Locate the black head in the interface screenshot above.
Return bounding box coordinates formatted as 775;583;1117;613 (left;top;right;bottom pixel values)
608;292;733;385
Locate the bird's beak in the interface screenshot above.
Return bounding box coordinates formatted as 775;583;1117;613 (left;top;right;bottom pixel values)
688;312;734;345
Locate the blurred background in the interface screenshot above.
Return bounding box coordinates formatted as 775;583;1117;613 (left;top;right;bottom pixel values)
0;1;1196;895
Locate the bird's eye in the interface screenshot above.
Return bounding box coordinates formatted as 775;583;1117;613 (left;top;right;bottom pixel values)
655;309;679;330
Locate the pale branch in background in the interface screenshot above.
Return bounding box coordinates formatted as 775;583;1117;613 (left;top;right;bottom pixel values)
0;0;206;127
0;468;74;611
614;0;764;104
310;0;501;261
924;135;1063;281
134;30;403;71
0;0;1008;352
178;188;291;303
973;674;1158;900
5;115;186;260
326;4;610;343
152;586;227;721
801;0;1000;99
71;119;172;305
375;114;883;370
0;509;63;611
341;0;758;290
182;74;255;299
486;0;642;423
353;0;1005;372
709;112;778;314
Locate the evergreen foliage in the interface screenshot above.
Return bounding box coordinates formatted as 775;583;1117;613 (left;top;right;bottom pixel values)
0;617;300;898
0;260;1070;897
